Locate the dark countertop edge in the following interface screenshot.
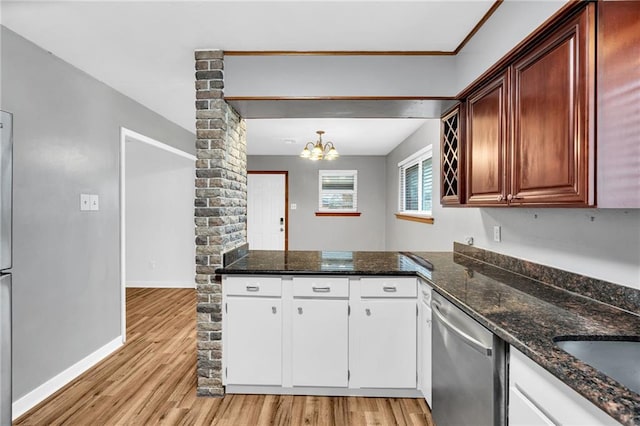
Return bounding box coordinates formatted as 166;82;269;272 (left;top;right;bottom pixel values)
216;269;420;276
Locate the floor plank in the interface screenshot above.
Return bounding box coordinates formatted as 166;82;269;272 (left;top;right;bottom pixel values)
14;288;435;425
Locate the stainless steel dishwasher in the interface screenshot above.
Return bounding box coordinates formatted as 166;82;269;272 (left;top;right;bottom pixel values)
431;291;506;426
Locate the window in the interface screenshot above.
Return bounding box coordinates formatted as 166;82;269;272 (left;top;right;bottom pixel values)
318;170;358;212
398;145;433;216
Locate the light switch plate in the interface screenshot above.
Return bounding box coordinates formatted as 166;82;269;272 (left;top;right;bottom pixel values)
90;194;99;211
291;203;297;210
80;194;91;211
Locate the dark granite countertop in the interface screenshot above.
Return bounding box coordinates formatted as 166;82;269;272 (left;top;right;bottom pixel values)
217;250;434;276
217;249;640;425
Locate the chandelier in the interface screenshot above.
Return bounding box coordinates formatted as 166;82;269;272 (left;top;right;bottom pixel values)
299;130;339;161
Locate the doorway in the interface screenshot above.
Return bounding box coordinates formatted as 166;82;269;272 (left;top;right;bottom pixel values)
119;128;196;341
247;171;288;250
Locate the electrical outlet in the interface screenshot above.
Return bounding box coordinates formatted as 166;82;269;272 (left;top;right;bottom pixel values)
493;226;501;242
80;194;91;211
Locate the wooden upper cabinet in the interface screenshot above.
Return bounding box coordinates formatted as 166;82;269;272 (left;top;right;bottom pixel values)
596;1;640;208
510;6;595;206
465;71;509;206
440;104;465;205
461;3;595;207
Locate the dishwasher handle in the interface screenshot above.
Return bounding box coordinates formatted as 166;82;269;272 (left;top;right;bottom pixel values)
432;301;492;357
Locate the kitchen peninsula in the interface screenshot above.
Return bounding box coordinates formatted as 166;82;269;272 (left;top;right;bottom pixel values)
217;245;640;426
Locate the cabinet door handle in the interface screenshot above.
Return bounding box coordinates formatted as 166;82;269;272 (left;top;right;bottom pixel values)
246;285;260;292
272;306;277;314
312;286;331;293
365;308;371;316
383;286;397;292
298;307;303;315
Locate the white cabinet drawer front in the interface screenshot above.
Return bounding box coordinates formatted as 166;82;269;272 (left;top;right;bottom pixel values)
224;276;281;296
292;277;349;298
509;347;619;426
360;277;417;298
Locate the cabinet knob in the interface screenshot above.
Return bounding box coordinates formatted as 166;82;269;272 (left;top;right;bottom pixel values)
365;308;371;316
298;307;303;315
507;194;523;201
272;306;277;314
497;194;504;202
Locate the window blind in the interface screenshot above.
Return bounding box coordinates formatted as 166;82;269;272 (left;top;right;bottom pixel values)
318;170;358;211
404;163;420;211
422;158;433;212
398;145;433;214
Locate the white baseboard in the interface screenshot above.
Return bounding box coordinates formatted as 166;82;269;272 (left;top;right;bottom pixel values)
126;280;195;288
12;336;123;420
225;385;422;398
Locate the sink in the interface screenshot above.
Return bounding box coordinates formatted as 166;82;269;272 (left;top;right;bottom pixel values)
555;339;640;394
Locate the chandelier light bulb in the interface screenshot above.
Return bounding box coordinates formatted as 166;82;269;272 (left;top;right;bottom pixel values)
299;130;339;161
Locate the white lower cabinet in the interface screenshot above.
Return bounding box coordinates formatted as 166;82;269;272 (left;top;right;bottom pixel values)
225;296;282;385
509;347;618;426
355;299;416;388
292;298;349;387
223;274;419;396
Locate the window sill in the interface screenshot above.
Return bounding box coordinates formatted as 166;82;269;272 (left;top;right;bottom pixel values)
315;212;362;217
395;213;434;224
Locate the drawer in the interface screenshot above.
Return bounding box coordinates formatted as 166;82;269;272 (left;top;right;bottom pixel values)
224;276;281;297
292;277;349;298
360;277;417;298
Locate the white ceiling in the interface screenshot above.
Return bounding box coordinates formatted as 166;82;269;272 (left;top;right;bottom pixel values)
247;118;429;156
1;1;495;154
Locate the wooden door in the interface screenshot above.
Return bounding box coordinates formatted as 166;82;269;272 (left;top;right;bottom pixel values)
465;71;509;205
511;6;594;205
225;297;282;385
291;298;349;387
597;1;640;208
356;299;417;389
247;172;287;250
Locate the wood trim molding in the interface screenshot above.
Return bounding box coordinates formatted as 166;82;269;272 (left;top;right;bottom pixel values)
456;0;588;99
224;1;503;58
225;96;456;101
224;50;456;56
395;213;434;224
247;170;289;251
315;212;362;217
247;170;288;175
453;0;503;54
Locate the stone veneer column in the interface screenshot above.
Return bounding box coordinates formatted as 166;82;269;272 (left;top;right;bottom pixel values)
194;50;247;396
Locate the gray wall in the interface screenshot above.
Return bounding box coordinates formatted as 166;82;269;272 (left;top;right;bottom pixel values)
385;121;640;290
1;27;195;400
125;139;195;288
248;156;386;251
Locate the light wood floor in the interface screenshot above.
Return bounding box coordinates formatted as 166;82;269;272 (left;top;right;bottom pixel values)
15;288;434;425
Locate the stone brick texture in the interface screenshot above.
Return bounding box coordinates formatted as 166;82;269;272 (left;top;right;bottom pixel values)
194;50;247;397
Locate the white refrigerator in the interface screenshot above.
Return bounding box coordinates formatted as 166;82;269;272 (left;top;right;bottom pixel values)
0;110;13;426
